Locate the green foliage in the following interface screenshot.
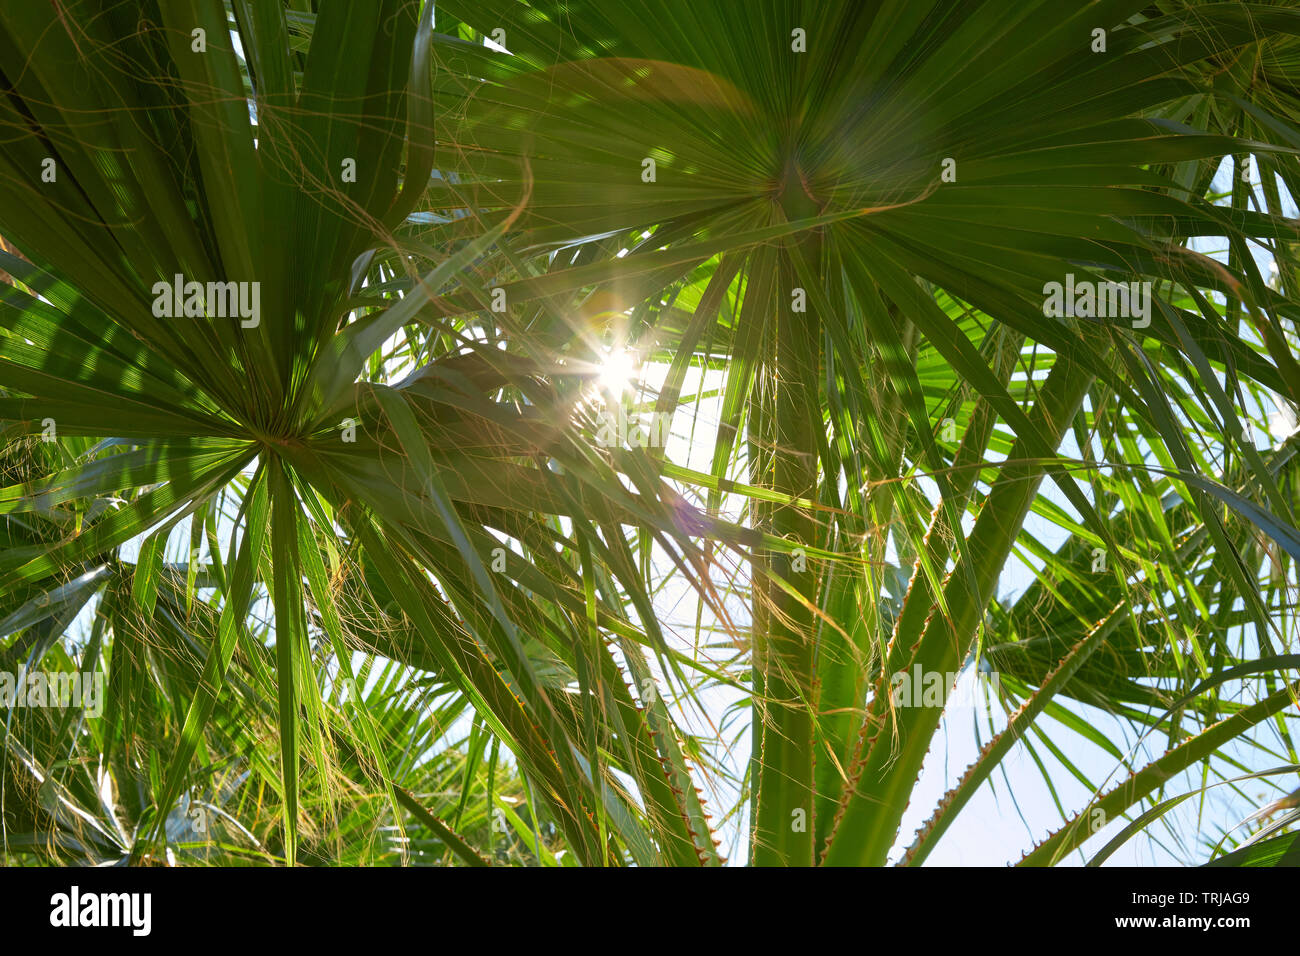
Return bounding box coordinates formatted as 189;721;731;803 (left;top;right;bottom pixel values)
3;0;1300;866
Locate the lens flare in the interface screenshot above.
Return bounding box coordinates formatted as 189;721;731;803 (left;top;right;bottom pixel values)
597;348;638;394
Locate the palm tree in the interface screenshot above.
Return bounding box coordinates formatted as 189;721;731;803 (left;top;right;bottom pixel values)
3;0;1300;866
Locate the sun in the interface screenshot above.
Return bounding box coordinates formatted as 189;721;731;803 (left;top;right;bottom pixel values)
596;348;638;395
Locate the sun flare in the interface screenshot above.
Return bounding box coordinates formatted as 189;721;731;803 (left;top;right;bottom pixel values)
596;348;638;394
